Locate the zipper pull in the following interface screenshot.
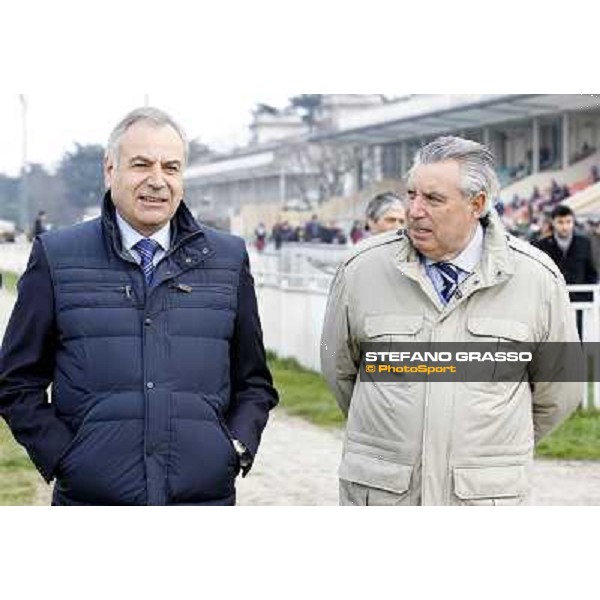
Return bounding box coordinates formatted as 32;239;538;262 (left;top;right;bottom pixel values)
175;284;193;293
119;285;133;299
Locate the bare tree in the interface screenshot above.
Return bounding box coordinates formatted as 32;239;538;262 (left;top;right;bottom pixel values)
188;138;213;164
281;142;363;207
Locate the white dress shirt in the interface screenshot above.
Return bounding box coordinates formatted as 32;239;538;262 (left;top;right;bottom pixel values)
116;212;171;267
423;223;484;304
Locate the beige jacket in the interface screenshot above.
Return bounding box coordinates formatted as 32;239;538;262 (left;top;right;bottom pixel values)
321;212;582;506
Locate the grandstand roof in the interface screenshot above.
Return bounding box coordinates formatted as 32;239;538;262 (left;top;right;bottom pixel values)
312;94;600;144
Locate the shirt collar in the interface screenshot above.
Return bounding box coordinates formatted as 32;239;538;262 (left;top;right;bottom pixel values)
554;233;573;253
116;211;171;253
424;223;484;274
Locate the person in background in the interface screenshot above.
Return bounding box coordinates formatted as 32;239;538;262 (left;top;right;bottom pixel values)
31;210;48;239
535;205;597;338
272;219;284;250
304;214;322;243
255;222;267;252
589;218;600;274
365;192;406;235
350;221;365;245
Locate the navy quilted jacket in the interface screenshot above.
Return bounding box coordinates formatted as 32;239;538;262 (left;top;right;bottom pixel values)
0;193;278;505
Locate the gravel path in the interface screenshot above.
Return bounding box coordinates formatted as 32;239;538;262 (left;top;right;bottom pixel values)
1;277;599;506
238;410;600;506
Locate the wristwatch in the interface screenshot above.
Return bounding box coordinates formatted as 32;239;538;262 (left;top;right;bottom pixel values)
232;439;253;476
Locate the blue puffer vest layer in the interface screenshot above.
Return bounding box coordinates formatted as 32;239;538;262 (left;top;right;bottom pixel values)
40;195;274;505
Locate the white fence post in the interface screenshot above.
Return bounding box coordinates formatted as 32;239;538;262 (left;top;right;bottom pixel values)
569;285;600;410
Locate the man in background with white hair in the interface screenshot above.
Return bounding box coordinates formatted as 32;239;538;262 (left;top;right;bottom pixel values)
365;192;406;235
321;136;581;506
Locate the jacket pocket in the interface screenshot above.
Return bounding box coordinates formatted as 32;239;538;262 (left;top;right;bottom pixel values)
55;419;147;505
453;465;528;506
167;393;239;504
364;315;424;387
467;317;530;342
169;283;234;310
57;282;140;311
204;398;241;476
465;317;533;386
365;315;424;340
339;451;413;506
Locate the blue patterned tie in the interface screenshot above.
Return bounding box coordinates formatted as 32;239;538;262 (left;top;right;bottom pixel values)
134;238;160;285
435;262;461;303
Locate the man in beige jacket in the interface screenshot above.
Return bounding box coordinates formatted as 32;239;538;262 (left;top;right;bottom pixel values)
321;136;582;506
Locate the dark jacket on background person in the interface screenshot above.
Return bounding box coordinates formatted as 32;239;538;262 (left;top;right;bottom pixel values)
534;234;598;301
590;231;600;275
32;217;46;237
0;192;278;506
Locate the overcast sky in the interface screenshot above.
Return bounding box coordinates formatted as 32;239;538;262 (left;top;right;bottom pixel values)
0;93;292;176
1;3;589;180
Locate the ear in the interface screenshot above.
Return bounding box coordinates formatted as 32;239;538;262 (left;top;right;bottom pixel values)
471;192;486;218
103;154;114;191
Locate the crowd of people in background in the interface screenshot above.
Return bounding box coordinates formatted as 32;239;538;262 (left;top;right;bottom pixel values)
253;193;408;252
498;163;600;242
255;214;348;251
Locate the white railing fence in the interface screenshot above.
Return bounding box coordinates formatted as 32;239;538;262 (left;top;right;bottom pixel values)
570;285;600;410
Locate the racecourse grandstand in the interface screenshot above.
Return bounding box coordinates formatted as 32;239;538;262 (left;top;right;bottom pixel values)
184;94;600;237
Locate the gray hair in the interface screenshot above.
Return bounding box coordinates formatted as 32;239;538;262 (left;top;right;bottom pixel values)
106;107;189;166
366;192;405;223
408;136;500;215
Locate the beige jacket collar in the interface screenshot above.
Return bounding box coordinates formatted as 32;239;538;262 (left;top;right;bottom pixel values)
395;210;515;310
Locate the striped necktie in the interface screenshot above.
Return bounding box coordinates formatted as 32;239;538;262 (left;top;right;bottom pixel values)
134;238;160;284
434;262;461;303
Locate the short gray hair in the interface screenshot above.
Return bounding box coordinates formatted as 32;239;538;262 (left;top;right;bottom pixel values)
408;136;500;215
366;192;405;223
106;107;189;166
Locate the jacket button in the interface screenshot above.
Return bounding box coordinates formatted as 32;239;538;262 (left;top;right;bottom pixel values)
145;318;152;326
202;248;210;255
146;382;155;390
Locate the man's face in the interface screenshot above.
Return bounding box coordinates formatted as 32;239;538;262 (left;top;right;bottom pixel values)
553;215;575;239
369;206;406;234
104;121;185;237
406;160;485;261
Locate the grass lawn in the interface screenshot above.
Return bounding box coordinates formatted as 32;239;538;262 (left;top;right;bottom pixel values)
0;421;39;505
0;275;43;504
268;353;600;460
0;271;19;294
269;354;345;428
536;409;600;460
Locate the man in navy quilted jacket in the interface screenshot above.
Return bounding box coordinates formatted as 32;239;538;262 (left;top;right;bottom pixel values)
0;107;279;505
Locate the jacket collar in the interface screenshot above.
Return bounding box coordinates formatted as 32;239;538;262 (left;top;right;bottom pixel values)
396;209;515;305
477;209;516;285
101;191;208;261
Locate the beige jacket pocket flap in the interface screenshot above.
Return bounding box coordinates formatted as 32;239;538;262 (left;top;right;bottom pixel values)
365;315;423;338
339;451;413;494
454;465;527;500
467;317;530;342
